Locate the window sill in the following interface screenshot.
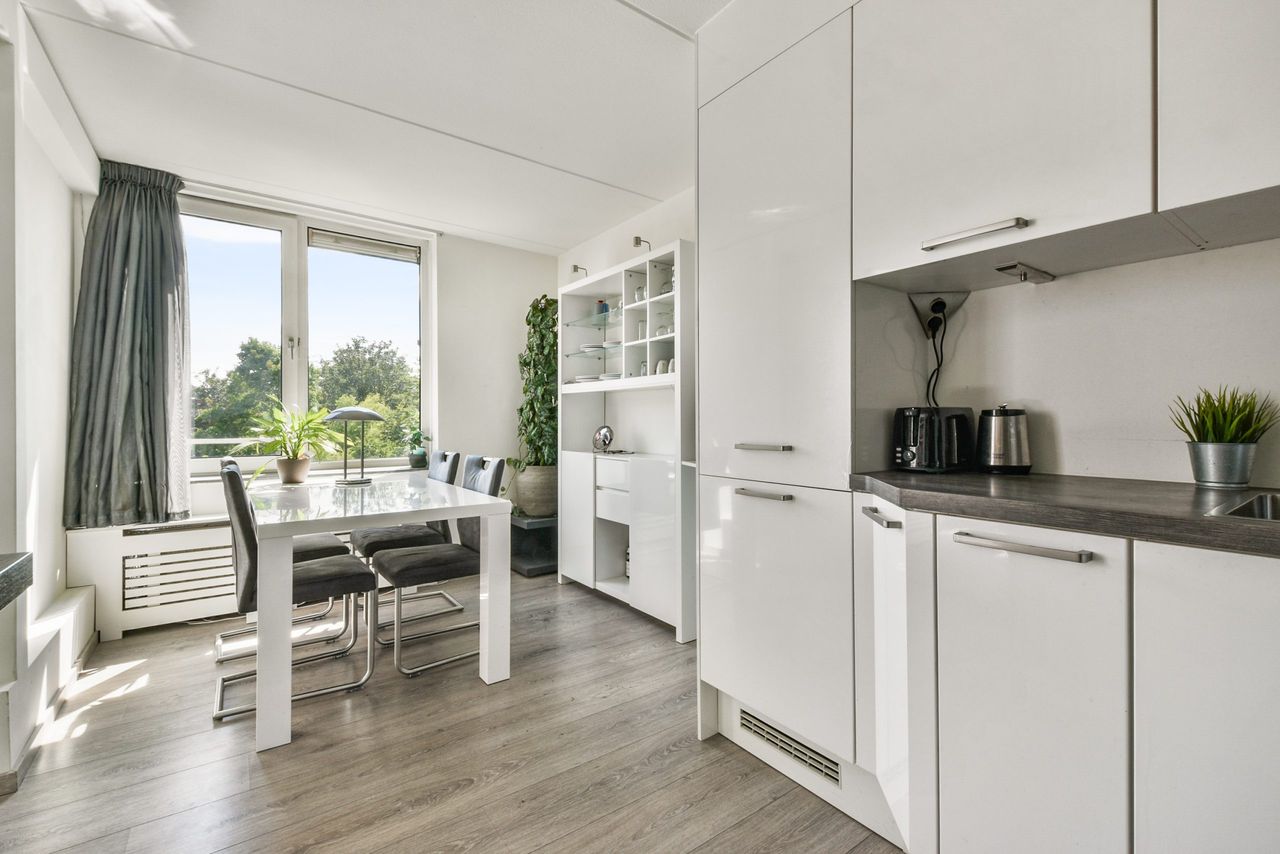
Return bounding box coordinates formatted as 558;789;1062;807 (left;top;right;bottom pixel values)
190;462;414;485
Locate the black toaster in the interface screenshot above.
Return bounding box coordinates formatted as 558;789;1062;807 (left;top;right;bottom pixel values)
892;407;975;473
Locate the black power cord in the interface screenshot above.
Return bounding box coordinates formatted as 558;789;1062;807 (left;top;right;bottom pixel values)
924;309;947;408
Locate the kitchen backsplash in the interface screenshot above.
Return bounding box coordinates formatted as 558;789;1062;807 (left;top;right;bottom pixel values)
935;236;1280;487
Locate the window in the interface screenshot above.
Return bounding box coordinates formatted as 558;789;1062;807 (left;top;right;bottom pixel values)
179;198;430;471
183;214;283;459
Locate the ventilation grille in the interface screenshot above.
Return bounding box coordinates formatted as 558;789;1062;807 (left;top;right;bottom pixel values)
740;710;841;785
122;544;235;611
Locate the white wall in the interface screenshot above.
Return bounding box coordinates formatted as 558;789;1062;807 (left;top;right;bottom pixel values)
0;6;97;785
920;237;1280;486
556;186;695;282
15;125;72;617
435;235;557;466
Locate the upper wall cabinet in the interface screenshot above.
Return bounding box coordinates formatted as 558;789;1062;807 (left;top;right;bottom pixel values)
851;0;1154;282
1157;0;1280;247
698;10;851;491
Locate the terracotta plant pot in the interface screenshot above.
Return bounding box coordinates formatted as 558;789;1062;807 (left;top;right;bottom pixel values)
512;465;557;517
276;457;311;485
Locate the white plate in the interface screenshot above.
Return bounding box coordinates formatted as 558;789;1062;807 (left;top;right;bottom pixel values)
598;373;621;380
574;375;600;382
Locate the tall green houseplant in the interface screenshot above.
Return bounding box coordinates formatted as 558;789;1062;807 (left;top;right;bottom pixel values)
508;294;559;516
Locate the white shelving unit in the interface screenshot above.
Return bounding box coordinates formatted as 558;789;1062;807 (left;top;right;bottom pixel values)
556;240;696;642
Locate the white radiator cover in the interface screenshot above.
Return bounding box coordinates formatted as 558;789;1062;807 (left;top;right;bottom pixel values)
67;517;236;641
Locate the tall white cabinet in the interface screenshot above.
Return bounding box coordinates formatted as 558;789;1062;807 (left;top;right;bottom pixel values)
698;11;851;491
556;241;696;642
697;10;910;849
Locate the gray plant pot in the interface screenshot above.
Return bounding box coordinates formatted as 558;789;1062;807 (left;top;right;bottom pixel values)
512;465;557;517
276;457;311;485
1187;442;1257;489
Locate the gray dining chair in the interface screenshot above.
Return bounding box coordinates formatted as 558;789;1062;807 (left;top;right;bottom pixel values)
213;460;379;720
214;458;355;663
371;455;505;677
349;450;466;639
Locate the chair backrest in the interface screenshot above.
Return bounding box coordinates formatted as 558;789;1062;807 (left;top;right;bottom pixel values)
457;455;505;552
220;460;259;614
427;450;460;484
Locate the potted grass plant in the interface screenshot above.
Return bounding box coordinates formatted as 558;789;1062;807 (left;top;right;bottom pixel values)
1171;386;1280;488
235;397;345;484
507;294;558;517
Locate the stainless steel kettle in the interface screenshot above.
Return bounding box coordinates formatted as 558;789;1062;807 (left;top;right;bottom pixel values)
977;405;1031;474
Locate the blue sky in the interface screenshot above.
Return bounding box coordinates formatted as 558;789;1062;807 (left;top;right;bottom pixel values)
183;215;420;379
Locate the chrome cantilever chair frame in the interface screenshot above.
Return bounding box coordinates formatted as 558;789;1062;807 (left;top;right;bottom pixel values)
378;455;503;677
213;590;377;719
215;596;351;663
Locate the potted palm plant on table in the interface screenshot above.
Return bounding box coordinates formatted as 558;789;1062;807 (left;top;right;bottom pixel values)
235;397;345;484
1171;386;1280;488
507;294;558;516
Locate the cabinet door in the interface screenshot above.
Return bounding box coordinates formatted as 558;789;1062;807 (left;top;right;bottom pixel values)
699;474;853;762
935;516;1129;854
557;451;594;586
1159;1;1280;210
1134;542;1280;853
697;11;851;492
852;0;1152;279
629;457;676;626
852;493;911;838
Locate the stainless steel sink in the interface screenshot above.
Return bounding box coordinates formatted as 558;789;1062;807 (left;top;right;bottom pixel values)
1209;493;1280;520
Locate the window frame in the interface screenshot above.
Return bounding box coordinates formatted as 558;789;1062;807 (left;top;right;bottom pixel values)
180;196;434;477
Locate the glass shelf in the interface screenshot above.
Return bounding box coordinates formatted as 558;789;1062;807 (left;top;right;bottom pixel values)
564;309;622;330
563;346;623;361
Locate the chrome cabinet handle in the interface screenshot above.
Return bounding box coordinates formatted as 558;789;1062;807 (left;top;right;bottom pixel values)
953;532;1093;563
921;217;1029;252
861;506;902;529
735;487;794;502
734;443;794;452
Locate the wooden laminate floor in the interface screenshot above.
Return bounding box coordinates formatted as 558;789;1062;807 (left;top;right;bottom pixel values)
0;573;898;854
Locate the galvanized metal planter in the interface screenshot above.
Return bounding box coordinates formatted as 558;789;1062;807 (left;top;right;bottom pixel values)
1187;442;1257;489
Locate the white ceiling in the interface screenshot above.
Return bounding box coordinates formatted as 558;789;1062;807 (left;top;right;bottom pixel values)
26;0;731;254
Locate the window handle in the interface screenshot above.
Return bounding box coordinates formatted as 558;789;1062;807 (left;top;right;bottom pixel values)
288;336;299;359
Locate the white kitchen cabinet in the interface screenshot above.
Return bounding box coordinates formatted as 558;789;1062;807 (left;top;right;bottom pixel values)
557;450;595;587
699;475;853;762
697;10;851;492
1159;0;1280;211
934;516;1130;854
851;0;1153;280
851;493;912;844
1134;541;1280;853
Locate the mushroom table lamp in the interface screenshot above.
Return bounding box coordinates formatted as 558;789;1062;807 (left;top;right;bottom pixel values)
323;406;386;486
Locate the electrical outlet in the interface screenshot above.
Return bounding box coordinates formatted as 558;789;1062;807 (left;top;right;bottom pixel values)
908;291;969;336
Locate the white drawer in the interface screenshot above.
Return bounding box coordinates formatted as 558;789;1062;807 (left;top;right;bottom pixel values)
595;457;629;491
595;487;630;525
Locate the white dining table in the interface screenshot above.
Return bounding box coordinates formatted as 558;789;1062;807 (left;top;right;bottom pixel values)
248;470;511;751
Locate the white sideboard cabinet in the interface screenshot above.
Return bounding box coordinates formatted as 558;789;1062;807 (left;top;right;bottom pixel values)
556;241;696;641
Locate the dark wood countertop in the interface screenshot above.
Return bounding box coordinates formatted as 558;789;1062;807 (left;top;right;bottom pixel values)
852;471;1280;559
0;552;33;611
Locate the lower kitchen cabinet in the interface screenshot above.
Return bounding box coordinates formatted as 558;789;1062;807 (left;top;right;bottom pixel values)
1134;541;1280;853
934;516;1130;854
699;475;853;763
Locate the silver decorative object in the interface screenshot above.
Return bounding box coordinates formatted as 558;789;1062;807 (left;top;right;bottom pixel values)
593;425;614;452
323;406;386;486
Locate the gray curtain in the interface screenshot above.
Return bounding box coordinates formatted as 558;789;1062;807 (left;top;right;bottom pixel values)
64;160;191;528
